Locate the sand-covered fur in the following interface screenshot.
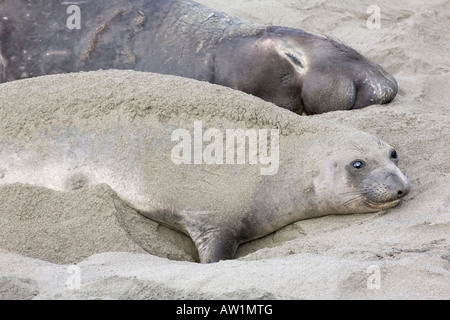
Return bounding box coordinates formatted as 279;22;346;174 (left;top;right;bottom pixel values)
0;70;409;263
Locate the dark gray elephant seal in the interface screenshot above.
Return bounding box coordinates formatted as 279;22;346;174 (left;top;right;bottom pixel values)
0;0;397;114
0;70;410;263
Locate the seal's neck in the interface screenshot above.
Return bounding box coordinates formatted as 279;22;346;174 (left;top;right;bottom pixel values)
247;166;318;241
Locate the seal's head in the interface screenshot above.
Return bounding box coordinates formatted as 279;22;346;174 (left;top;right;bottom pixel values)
299;35;398;114
257;28;398;114
312;132;410;214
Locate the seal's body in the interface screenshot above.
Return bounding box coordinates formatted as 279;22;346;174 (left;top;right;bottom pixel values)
0;0;397;114
0;71;410;263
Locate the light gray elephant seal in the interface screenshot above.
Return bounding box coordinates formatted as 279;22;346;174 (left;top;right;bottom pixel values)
0;70;410;263
0;0;397;114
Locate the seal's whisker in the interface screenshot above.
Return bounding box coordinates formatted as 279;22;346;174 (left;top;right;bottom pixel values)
339;195;367;207
339;190;362;195
350;142;367;154
339;197;359;206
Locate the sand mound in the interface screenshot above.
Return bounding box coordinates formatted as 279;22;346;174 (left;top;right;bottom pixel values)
0;0;449;299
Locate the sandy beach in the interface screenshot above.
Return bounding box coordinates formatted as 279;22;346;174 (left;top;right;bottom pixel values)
0;0;449;299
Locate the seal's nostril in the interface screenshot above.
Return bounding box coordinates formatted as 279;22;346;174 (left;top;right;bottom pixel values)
397;190;404;197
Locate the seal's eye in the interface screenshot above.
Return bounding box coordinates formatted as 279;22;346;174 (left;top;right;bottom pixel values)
351;160;365;169
390;150;398;159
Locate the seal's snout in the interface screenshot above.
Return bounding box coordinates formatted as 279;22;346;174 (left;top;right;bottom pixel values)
352;70;398;110
381;169;411;203
360;168;410;209
393;175;410;199
377;73;398;104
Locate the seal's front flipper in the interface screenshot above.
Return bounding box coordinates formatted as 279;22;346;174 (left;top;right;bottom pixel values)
188;226;239;263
